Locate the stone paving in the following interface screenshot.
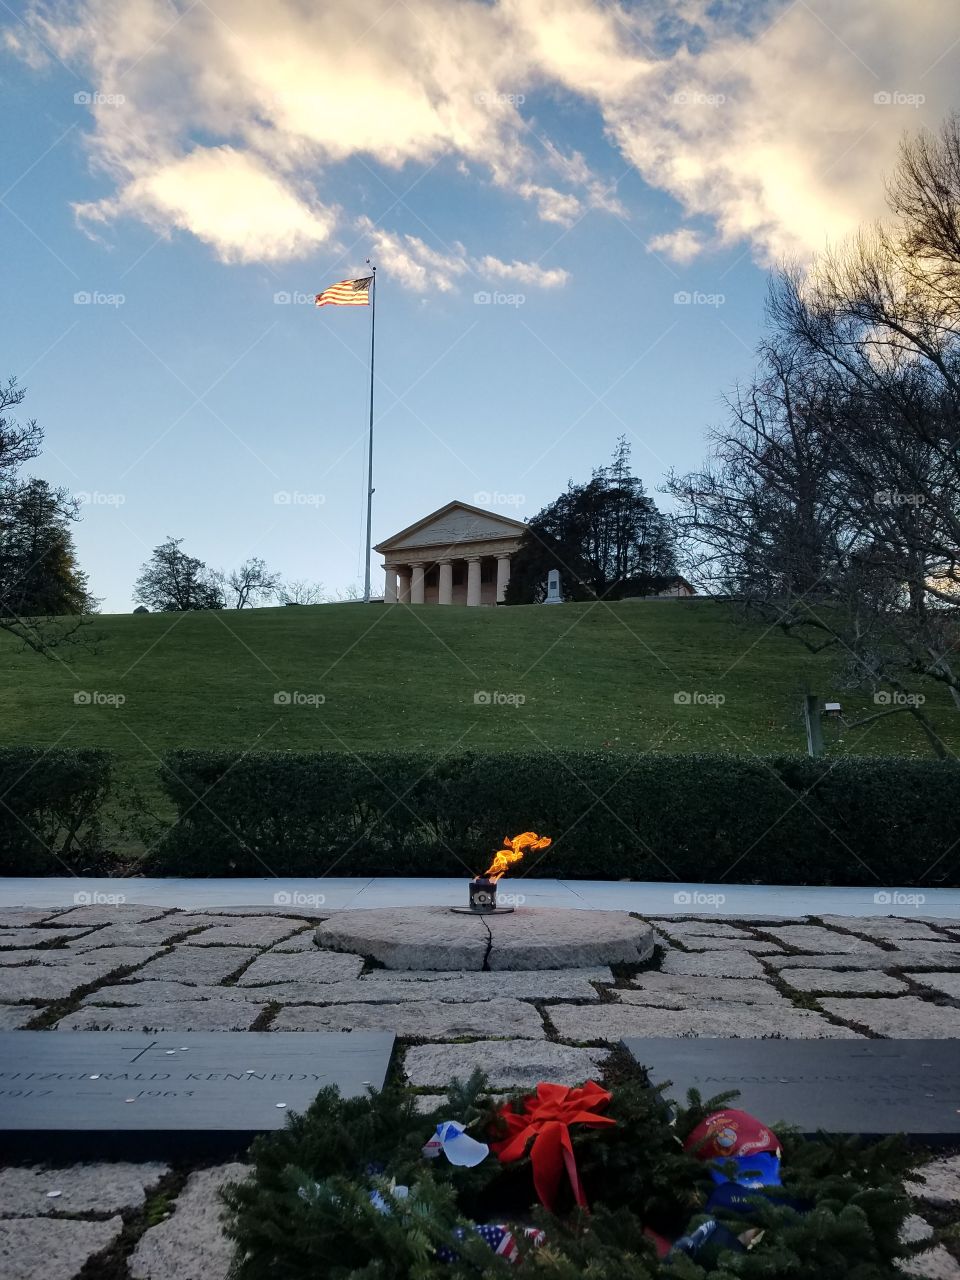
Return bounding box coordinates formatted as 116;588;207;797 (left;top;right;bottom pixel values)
1;902;959;1276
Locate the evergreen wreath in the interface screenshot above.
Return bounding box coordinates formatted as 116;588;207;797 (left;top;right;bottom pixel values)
223;1071;918;1279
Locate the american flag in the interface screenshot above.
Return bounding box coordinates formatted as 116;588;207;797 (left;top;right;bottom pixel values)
315;275;373;306
436;1224;545;1265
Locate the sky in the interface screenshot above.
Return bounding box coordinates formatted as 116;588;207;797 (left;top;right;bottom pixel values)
2;0;959;611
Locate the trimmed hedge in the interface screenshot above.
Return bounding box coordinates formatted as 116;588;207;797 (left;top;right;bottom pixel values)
0;747;112;873
150;749;960;885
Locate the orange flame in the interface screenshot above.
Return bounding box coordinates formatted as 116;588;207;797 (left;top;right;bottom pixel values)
480;830;552;883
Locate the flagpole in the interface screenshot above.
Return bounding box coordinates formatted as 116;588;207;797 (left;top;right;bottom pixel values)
363;263;376;603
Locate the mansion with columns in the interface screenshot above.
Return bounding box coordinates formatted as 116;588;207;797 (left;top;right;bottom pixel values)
375;501;526;605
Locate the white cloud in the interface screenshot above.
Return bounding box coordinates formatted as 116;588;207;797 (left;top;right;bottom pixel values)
359;219;568;290
13;0;960;279
647;228;705;264
76;146;335;263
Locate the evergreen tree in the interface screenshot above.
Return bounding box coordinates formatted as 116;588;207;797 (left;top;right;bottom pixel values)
0;478;89;616
505;438;677;603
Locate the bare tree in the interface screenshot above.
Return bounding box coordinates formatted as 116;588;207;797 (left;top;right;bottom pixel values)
226;557;281;608
668;114;960;755
274;578;325;606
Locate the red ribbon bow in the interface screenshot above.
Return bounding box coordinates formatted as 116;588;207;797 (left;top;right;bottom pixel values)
490;1081;615;1212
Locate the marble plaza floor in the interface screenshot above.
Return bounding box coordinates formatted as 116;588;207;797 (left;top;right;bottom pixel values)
1;898;959;1278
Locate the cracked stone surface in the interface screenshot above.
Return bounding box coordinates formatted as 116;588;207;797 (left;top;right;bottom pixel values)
887;944;960;967
817;997;960;1038
0;945;161;970
648;920;755;939
550;1002;861;1041
57;999;267;1031
67;918;218;950
0;965;119;1003
236;949;363;985
660;949;766;978
272;997;546;1038
0;1004;36;1028
766;951;946;971
622;974;787;1006
819;916;946;942
0;1163;168;1214
658;936;783;953
131;946;258;983
907;972;960;999
0;927;94;948
130;1162;249;1280
321;970;611;1002
316;907;654;970
0;909;69;927
758;925;888;955
83;980;257;1004
404;1040;607;1088
185;918;304;947
51;904;172;927
269;930;321;952
779;969;909;993
0;1216;124;1280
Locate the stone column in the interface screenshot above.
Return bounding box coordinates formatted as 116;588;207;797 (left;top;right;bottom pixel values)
410;562;425;605
466;557;482;607
383;564;398;604
397;567;411;603
495;554;511;603
438;560;453;605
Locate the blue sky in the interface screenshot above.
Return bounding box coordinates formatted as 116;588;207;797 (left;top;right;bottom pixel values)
3;0;958;610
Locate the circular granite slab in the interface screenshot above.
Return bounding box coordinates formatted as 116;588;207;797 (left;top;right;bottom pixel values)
315;907;655;971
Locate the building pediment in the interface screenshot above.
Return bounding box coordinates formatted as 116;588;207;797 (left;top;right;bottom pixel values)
374;501;527;555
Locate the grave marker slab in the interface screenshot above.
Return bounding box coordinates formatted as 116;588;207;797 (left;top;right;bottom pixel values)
624;1037;960;1140
0;1030;395;1159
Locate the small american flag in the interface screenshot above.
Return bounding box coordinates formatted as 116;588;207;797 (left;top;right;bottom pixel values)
436;1224;544;1265
315;275;373;306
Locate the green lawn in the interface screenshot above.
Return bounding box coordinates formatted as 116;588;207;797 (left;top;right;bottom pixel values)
2;600;955;814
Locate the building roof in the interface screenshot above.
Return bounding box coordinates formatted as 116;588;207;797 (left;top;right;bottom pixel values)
373;500;527;555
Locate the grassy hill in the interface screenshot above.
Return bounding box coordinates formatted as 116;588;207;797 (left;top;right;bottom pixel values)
2;601;955;819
